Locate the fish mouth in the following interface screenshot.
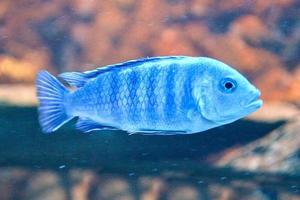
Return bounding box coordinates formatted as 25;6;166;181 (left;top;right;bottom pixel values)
212;98;263;125
238;88;263;111
245;89;263;110
246;99;263;109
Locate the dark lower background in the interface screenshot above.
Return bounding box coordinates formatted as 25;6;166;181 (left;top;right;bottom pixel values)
0;104;299;200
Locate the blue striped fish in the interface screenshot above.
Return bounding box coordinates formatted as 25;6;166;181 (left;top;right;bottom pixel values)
36;56;262;134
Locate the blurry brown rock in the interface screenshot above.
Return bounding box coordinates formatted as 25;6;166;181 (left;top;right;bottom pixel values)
93;176;135;200
24;171;67;200
167;185;200;200
152;27;196;56
0;0;300;103
208;181;295;200
247;102;300;122
215;111;300;174
189;0;213;17
0;56;42;83
70;169;97;200
230;15;270;45
139;177;165;200
0;168;30;200
0;84;36;105
0;168;298;200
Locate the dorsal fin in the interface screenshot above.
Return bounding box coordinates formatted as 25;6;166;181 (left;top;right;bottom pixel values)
82;56;187;77
59;72;89;87
59;56;188;87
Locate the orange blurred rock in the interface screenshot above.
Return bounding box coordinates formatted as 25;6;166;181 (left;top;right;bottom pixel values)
0;55;42;83
76;1;129;67
0;0;300;104
287;66;300;102
253;0;296;14
189;0;213;16
152;27;196;56
275;0;296;7
0;84;37;105
247;102;300;122
0;1;9;18
113;0;135;8
230;15;270;44
140;177;165;200
70;0;97;15
70;169;97;200
94;177;135;200
167;185;200;200
166;0;190;19
213;0;250;11
24;171;67;200
135;0;168;24
255;66;292;101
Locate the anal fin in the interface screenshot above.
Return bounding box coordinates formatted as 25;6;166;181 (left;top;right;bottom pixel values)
76;118;118;133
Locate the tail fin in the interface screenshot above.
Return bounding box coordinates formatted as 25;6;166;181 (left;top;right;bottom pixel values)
36;71;72;133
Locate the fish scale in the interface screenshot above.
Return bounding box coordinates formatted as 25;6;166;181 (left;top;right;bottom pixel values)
69;61;189;128
126;69;139;122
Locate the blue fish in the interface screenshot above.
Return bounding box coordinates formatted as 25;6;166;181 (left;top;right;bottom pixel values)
36;56;263;134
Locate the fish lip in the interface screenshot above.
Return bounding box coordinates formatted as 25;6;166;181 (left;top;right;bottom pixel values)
246;99;263;109
248;89;261;103
242;89;262;108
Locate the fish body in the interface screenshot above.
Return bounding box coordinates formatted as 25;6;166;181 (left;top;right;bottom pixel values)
36;56;263;134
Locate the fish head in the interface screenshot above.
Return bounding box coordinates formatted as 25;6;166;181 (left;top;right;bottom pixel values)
193;57;263;124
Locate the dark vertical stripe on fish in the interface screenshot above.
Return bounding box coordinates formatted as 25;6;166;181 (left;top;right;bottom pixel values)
127;69;140;123
146;66;158;125
181;69;193;111
164;64;177;123
102;73;111;115
109;71;120;119
96;76;104;110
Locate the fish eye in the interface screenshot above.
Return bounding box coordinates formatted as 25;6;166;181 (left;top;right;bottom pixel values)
225;82;233;89
219;78;237;93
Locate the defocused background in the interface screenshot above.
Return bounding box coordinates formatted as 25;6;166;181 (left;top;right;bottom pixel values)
0;0;299;200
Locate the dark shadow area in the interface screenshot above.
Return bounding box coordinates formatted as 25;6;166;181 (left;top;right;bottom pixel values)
0;105;285;169
1;105;299;196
